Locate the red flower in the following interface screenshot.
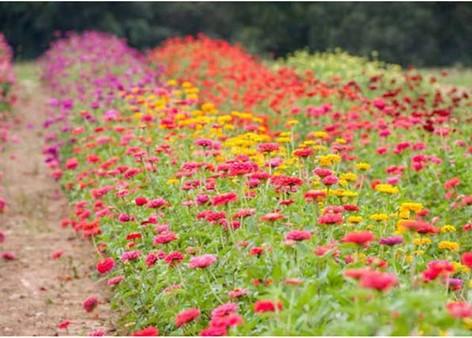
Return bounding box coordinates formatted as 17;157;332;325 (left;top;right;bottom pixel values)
135;196;148;206
250;246;264;256
1;251;16;260
211;192;238;206
261;212;284;222
97;257;115;274
165;251;184;266
175;308;200;327
461;252;472;268
444;177;460;190
359;271;397;291
254;299;283;313
57;320;71;329
344;267;372;280
422;260;454;281
342;231;375;246
132;326;159;336
83;295;98;312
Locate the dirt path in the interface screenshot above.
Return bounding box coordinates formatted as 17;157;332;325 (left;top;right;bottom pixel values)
0;64;114;336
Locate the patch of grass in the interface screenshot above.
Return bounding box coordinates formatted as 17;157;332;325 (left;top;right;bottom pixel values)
13;62;40;82
420;67;472;89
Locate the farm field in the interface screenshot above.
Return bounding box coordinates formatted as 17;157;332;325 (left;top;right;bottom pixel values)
0;31;471;336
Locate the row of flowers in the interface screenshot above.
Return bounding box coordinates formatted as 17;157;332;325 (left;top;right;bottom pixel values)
0;33;15;116
43;32;471;335
0;33;15;239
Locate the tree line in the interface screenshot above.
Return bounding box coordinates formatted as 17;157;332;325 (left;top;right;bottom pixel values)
0;2;471;66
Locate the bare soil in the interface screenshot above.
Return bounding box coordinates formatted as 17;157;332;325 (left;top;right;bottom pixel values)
0;65;114;336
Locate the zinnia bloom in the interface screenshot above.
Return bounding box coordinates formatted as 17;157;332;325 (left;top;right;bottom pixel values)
359;271;397;291
132;326;159;336
82;295;98;313
188;254;217;269
285;230;312;241
254;299;283;313
175;308;200;327
342;231;375;246
446;301;472;318
461;252;472;268
96;257;115;274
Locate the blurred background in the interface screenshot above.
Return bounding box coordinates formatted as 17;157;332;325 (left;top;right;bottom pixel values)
1;2;471;67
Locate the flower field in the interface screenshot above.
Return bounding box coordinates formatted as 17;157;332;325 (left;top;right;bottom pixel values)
3;30;471;335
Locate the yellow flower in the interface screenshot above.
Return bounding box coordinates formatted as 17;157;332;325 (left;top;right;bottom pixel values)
438;241;460;251
287;119;299;126
375;184;399;194
319;154;341;167
463;318;472;330
413;237;432;246
167;178;179;185
452;262;470;274
370;213;389;222
201;102;216;113
340;172;357;182
399;202;423;213
356;162;371;171
313;131;329;139
182;81;193;89
348;215;363;224
440;225;456;233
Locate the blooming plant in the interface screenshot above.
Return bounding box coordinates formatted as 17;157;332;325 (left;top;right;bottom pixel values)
43;33;471;335
0;33;15;115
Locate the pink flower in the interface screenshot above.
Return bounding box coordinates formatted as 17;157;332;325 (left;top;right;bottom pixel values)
446;301;472;318
228;288;248;299
188;254;217;269
89;328;106;336
200;326;227;336
211;303;238;318
175;308;200;327
132;326;159;336
83;295;98;312
153;231;178;244
285;230;312;241
121;250;141;262
107;275;125;286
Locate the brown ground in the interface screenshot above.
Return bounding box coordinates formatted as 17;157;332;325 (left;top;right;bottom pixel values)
0;65;114;336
